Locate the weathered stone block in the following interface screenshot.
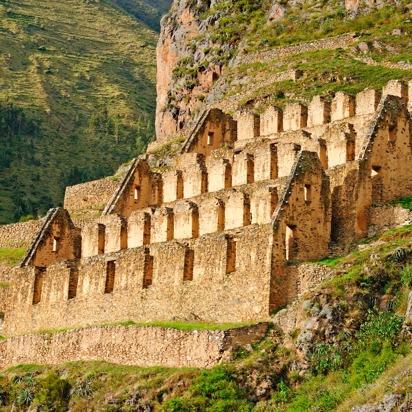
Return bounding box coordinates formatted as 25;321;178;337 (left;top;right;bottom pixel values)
251;187;278;224
128;210;151;248
260;106;283;136
199;198;224;236
356;89;380;115
328;132;355;168
174;202;199;240
382;79;407;103
99;214;127;254
254;143;277;181
207;158;231;192
331;91;355;121
82;223;105;258
277;143;302;177
151;207;174;243
176;153;207;198
162;170;183;203
232;152;254;186
225;191;251;230
236;112;260;141
283;103;308;131
308;96;331;127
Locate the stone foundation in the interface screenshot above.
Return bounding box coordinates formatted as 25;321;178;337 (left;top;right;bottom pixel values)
0;323;269;369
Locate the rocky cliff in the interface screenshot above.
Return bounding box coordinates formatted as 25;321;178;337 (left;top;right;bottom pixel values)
154;0;410;147
155;0;218;144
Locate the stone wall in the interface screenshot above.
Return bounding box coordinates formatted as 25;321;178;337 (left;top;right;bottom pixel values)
0;220;42;249
3;79;412;344
368;205;412;236
0;323;269;369
231;33;357;66
359;95;412;204
0;267;12;318
286;264;336;301
20;209;81;268
64;178;119;214
5;225;274;335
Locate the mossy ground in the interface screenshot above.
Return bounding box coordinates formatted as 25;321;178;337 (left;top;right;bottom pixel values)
0;248;26;267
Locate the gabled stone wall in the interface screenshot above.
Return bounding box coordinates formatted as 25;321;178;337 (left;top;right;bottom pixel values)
3;79;412;341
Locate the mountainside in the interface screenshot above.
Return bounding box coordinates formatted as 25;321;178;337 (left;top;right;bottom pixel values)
155;0;412;146
110;0;172;31
0;0;170;224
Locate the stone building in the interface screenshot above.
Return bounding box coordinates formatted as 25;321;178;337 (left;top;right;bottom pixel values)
2;80;412;338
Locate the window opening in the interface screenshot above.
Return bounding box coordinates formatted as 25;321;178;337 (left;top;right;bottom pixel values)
286;225;297;261
226;239;237;273
304;185;312;202
183;249;195;281
104;261;116;294
143;252;154;288
33;267;45;304
68;269;79;300
371;165;381;177
52;237;58;252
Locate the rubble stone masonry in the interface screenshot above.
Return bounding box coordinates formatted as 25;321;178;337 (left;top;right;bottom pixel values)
0;323;269;369
1;79;412;368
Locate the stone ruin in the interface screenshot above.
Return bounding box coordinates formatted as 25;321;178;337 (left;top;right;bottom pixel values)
2;79;412;337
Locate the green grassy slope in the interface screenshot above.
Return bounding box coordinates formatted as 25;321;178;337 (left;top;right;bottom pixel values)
165;0;411;131
0;0;160;224
110;0;172;31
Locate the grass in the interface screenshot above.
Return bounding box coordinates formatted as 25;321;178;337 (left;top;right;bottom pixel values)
20;320;259;338
314;256;343;267
0;361;199;412
112;320;258;331
389;197;412;210
0;248;26;267
337;352;412;411
0;0;160;224
164;0;411;140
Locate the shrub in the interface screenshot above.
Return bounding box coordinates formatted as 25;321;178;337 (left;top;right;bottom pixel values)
16;387;34;407
355;309;404;352
162;366;253;412
311;343;345;375
401;264;412;287
0;377;11;407
19;214;35;222
32;372;71;412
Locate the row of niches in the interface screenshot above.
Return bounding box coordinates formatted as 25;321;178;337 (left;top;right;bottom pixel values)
122;137;341;218
84;185;281;258
236;79;411;139
31;235;240;305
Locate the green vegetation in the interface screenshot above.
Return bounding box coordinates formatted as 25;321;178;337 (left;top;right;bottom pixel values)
2;225;412;410
0;248;26;267
110;0;172;32
167;0;411;128
112;320;257;331
0;362;198;412
30;320;257;336
389;197;412;210
0;0;161;224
